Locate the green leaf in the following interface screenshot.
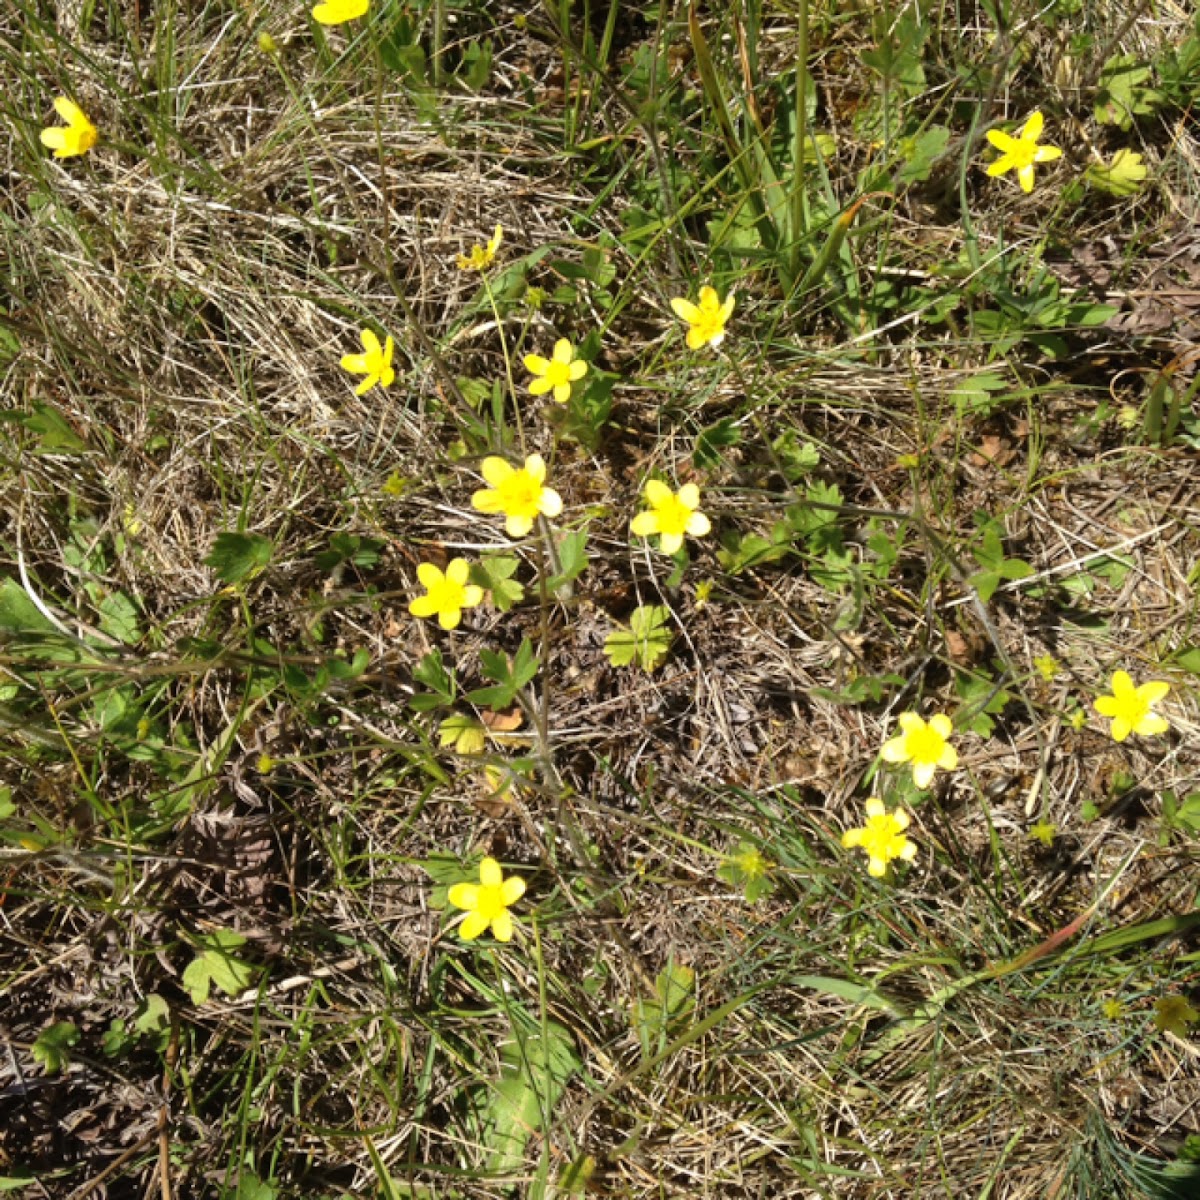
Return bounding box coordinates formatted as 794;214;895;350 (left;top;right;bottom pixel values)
410;649;455;711
951;372;1008;417
547;530;589;595
467;638;539;708
182;931;258;1005
603;605;673;671
1170;646;1200;675
204;532;273;585
693;416;741;468
471;554;524;612
31;1021;79;1074
1094;54;1162;128
0;402;88;453
478;1021;580;1173
438;714;486;755
0;577;58;634
771;431;820;480
134;994;171;1047
717;841;775;903
314;533;384;572
632;961;696;1058
896;125;950;185
98;591;141;644
1085;148;1149;197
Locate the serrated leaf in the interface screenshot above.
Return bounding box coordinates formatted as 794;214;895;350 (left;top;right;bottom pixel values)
439;714;486;755
548;530;588;594
98;591;141;643
896;125;950;185
693;416;741;468
204;532;273;585
471;555;524;612
0;402;88;453
1086;148;1149;197
31;1021;79;1074
467;639;539;708
134;994;171;1042
604;605;672;671
183;931;257;1005
411;649;455;711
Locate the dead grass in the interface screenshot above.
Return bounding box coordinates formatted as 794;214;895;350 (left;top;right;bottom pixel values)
2;0;1199;1197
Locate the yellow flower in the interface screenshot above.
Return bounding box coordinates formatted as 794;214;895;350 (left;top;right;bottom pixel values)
408;559;484;630
524;338;588;404
670;286;735;350
881;712;958;789
630;480;711;555
447;856;526;942
1153;994;1199;1037
457;223;503;271
40;97;98;159
1093;671;1170;742
984;110;1062;193
471;454;562;538
340;328;395;395
312;0;369;24
841;798;917;878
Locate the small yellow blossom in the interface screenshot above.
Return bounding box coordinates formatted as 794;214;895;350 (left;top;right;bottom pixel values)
471;454;563;538
1153;994;1199;1037
1029;821;1056;847
630;480;711;555
670;286;735;350
1033;654;1060;682
40;97;98;159
841;798;917;878
984;110;1062;193
457;223;503;271
408;559;484;630
881;712;958;789
1094;671;1170;742
340;328;395;395
1102;998;1124;1021
1067;707;1087;731
257;31;278;54
312;0;369;24
524;338;588;404
447;856;526;942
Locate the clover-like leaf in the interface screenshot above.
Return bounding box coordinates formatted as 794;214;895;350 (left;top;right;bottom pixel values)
182;930;258;1005
31;1021;79;1074
1085;148;1149;198
603;605;673;671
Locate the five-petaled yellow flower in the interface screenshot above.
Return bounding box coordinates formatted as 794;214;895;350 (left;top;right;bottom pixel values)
40;97;98;159
881;712;958;789
985;111;1062;194
524;338;588;405
670;286;735;350
1094;671;1170;742
312;0;369;24
842;797;917;878
447;856;526;942
630;480;711;556
340;328;395;395
457;223;503;271
471;454;563;538
408;559;484;631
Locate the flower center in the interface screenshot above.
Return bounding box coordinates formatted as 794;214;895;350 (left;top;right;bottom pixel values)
1009;139;1037;168
861;814;907;862
473;884;507;921
427;576;467;612
907;725;946;765
654;494;693;536
498;472;542;519
544;359;573;388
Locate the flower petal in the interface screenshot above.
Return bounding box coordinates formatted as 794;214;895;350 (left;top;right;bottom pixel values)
462;585;484;607
677;483;701;510
539;487;563;518
841;828;865;848
698;285;719;310
938;745;959;771
479;857;503;887
552;338;574;363
490;911;514;942
1021;110;1045;141
880;736;909;763
409;595;438;618
643;479;672;506
459;911;489;940
355;374;377;396
1110;671;1134;695
472;487;503;514
630;511;660;537
897;712;924;734
524;354;550;375
54;97;86;125
867;857;888;878
552;382;571;404
341;352;368;372
445;559;470;585
1110;717;1132;743
899;840;918;861
1017;164;1035;193
986;129;1018;152
865;797;885;818
1135;714;1170;736
360;328;381;355
659;531;684;555
438;607;462;630
568;360;588;381
929;714;953;739
670;297;700;323
1034;145;1062;163
913;760;936;789
686;511;711;537
417;562;444;588
523;454;546;483
39;128;67;151
529;376;554;396
481;456;513;486
986;156;1015;177
448;883;478;910
1139;681;1170;705
506;514;534;537
501;877;526;905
